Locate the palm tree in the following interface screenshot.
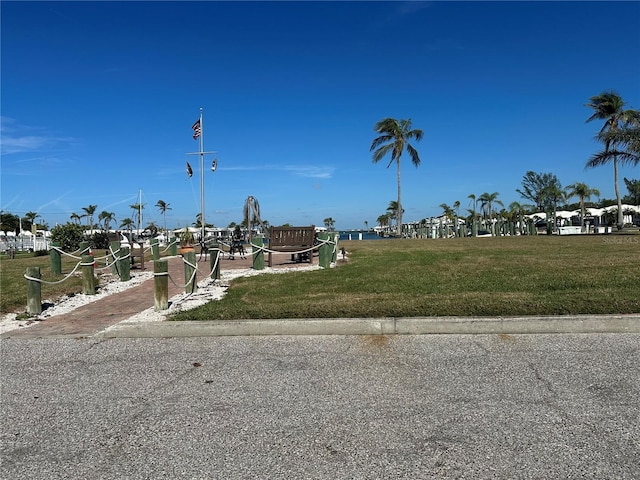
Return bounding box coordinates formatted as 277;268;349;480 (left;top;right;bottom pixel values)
585;91;640;229
544;183;565;234
439;203;455;238
323;218;335;230
119;218;134;241
155;200;171;237
129;202;144;236
467;194;479;236
453;200;461;237
98;211;116;231
385;200;404;232
370;118;424;237
70;212;81;225
478;192;503;235
82;204;98;233
23;211;40;232
566;182;600;231
376;213;392;233
593;126;640;166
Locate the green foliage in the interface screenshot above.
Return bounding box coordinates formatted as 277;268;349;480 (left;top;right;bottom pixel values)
90;231;110;250
0;211;20;234
623;177;640;205
517;171;561;211
50;222;85;252
180;229;195;246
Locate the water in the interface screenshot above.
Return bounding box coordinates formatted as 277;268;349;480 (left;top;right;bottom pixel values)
338;231;389;241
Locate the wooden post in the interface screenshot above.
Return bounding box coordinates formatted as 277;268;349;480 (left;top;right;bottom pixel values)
183;249;197;293
139;244;145;271
119;246;130;281
318;232;330;268
210;240;220;280
151;238;160;261
154;259;169;311
50;241;62;275
109;241;120;275
79;241;90;256
252;237;265;270
168;237;178;256
81;254;96;295
26;267;42;315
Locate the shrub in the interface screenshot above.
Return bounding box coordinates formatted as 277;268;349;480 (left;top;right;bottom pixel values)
50;223;85;252
90;231;110;250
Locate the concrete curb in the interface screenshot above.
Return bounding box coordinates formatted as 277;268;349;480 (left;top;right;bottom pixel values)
95;314;640;338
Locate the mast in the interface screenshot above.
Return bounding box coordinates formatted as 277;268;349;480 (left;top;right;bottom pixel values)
187;108;217;245
199;108;205;242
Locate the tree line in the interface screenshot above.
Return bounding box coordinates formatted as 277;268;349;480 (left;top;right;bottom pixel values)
370;90;639;234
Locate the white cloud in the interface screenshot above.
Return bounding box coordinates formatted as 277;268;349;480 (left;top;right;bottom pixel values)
0;116;76;155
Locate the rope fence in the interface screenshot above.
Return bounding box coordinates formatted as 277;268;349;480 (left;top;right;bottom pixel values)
23;233;341;315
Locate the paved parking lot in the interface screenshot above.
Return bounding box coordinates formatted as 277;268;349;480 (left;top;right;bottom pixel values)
1;333;638;479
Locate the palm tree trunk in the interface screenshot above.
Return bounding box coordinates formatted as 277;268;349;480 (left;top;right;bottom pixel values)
614;157;623;230
580;197;585;231
396;157;402;237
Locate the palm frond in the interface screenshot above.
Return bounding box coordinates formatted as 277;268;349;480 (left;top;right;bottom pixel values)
587;149;640;168
372;143;395;164
406;144;421;167
370;134;394;151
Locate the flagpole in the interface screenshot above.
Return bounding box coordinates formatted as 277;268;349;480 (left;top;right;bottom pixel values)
186;109;216;248
199;107;205;243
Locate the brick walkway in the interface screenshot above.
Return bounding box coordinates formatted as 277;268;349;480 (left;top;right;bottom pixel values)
2;252;313;339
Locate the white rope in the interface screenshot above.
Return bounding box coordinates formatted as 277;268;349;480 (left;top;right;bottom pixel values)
50;245;83;260
252;236;334;256
23;259;90;285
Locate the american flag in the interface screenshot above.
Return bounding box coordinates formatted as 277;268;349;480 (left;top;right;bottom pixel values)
192;119;201;139
186;161;193;177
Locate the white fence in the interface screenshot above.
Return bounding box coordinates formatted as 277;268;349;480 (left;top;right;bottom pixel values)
0;235;51;252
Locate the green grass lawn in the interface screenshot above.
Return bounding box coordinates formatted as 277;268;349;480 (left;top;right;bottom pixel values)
171;234;640;320
0;248;155;315
2;234;639;319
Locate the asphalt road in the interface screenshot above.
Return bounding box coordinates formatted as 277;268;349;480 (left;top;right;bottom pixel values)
1;334;639;479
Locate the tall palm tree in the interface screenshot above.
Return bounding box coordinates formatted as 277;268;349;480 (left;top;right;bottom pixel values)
385;200;404;232
23;211;40;232
98;211;116;231
453;200;461;237
585;91;640;230
119;218;134;241
370;118;424;237
566;182;600;231
129;202;144;236
508;202;524;235
467;194;479;236
155;200;171;236
478;192;503;234
82;204;98;233
439;203;455;238
70;212;81;225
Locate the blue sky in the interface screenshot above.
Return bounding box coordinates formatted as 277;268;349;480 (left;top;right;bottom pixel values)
2;1;639;231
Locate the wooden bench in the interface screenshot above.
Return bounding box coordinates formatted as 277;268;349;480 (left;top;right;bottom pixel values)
268;225;316;267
